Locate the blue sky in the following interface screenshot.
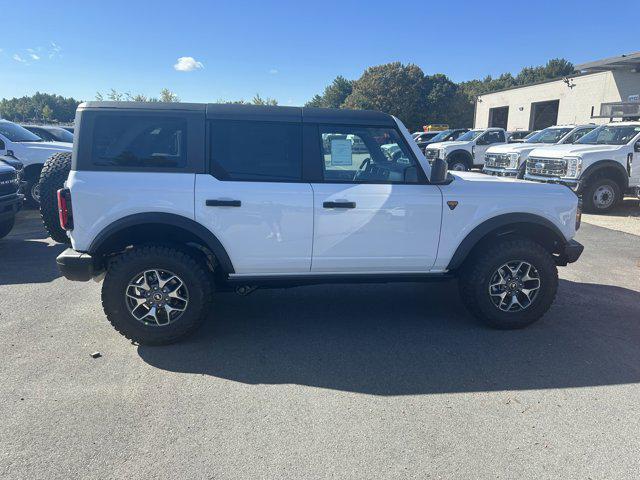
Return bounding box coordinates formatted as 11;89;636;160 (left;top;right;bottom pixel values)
1;0;638;105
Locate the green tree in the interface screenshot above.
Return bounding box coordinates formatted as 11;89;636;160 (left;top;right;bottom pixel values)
41;104;53;122
305;76;353;108
0;92;81;123
251;93;278;106
343;62;429;131
95;88;180;103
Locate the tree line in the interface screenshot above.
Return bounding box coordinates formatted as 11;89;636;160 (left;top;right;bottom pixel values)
0;58;574;128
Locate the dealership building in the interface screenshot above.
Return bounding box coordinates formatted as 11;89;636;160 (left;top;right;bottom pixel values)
474;52;640;131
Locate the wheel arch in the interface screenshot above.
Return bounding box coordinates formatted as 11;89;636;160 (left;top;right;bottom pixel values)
447;213;567;271
581;160;629;191
89;212;235;274
23;162;44;180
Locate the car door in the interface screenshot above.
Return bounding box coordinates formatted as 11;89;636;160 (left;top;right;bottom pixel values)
630;136;640;188
195;119;314;274
309;124;442;273
474;130;505;166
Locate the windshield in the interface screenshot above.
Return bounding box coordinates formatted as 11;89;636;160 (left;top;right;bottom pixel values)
523;131;539;140
429;130;454;142
0;121;43;142
527;127;574;144
576;124;640;145
457;129;483;141
48;127;74;143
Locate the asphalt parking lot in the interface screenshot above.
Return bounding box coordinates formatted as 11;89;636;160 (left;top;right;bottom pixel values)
1;203;639;479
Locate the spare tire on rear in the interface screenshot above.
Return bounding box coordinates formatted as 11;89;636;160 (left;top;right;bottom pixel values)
39;151;72;244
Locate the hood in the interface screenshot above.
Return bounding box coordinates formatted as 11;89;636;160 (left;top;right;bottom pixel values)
529;143;623;159
450;170;524;183
428;140;470;150
0;155;23;170
0;160;16;173
486;142;544;154
10;141;71;166
17;141;72;150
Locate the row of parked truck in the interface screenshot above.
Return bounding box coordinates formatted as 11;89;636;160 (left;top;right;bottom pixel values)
420;122;640;213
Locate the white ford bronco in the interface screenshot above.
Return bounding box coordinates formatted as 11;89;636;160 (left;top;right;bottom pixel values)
483;125;596;178
56;102;583;345
424;127;507;171
0;120;72;204
524;122;640;212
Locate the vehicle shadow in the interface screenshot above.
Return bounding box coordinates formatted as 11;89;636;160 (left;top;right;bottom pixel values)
137;279;640;395
0;238;65;285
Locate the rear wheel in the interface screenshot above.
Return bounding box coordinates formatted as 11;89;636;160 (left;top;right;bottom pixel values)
582;177;620;213
0;217;15;239
38;152;72;244
102;245;213;345
458;238;558;329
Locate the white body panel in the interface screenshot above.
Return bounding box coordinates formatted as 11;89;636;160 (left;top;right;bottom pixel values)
310;183;442;272
434;172;578;271
428;128;507;167
0;137;71;167
67;170;196;251
195;175;314;274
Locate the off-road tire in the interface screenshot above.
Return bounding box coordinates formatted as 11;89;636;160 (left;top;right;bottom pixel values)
582;175;621;214
102;245;213;345
38;152;72;244
458;238;558;329
0;217;15;239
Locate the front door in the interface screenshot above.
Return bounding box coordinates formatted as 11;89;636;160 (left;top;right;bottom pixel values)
310;124;442;273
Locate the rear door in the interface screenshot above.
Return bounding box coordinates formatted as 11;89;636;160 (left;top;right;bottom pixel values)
307;123;442;273
195;119;313;274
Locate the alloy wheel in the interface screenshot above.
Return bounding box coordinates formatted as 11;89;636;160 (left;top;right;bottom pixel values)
488;261;541;312
125;269;189;326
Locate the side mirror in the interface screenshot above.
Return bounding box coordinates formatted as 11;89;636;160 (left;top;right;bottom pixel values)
404;165;418;183
635;142;640;153
430;158;448;184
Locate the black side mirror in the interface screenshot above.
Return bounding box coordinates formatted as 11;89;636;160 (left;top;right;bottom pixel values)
404;165;418;183
430;158;448;184
635;142;640;153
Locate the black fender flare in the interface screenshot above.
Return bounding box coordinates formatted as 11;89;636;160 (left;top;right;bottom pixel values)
445;149;473;167
89;212;235;273
581;160;629;190
446;213;567;270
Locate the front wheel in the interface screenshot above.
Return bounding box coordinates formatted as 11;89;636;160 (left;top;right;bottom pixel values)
582;177;620;213
448;158;469;171
458;238;558;329
102;245;213;345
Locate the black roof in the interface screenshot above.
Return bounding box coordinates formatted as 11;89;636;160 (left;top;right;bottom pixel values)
78;102;395;126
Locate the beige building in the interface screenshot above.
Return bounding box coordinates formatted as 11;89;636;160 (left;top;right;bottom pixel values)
474;52;640;131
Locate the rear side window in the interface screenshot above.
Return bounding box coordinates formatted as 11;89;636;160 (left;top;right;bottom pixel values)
209;120;302;181
91;115;187;168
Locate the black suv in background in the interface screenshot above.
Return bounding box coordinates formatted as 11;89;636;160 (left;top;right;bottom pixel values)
0;156;23;239
416;128;469;151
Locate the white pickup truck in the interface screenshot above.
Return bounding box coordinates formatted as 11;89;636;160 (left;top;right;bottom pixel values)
0;120;72;204
424;127;507;171
525;122;640;212
483;125;596;178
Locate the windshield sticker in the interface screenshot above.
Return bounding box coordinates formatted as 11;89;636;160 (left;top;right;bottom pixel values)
330;139;353;166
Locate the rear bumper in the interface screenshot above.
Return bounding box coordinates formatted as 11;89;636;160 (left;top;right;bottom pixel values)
0;193;23;221
557;239;584;266
56;248;96;281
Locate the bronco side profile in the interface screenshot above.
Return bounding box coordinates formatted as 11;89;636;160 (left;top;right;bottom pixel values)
56;102;583;345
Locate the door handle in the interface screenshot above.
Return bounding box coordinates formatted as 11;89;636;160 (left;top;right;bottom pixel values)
323;201;356;209
206;199;241;207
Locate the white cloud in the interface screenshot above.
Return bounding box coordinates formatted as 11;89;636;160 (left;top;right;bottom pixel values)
174;56;204;72
269;68;279;75
13;54;27;63
49;42;62;59
28;53;40;60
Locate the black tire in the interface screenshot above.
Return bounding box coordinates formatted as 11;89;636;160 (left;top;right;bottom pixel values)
581;176;621;214
448;156;470;172
458;238;558;329
0;217;15;239
102;245;213;345
24;174;42;207
38;152;72;244
516;162;526;179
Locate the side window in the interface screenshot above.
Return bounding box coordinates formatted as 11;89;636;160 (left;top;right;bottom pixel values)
210;120;302;182
92;115;187;168
483;131;504;144
565;128;592;144
319;125;421;184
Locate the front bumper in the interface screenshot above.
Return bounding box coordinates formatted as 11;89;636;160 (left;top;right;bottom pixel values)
556;239;584;266
523;173;581;192
56;248;96;281
483;167;518;177
0;193;23;221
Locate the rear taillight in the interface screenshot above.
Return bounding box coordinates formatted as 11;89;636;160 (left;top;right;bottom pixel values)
57;188;73;230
